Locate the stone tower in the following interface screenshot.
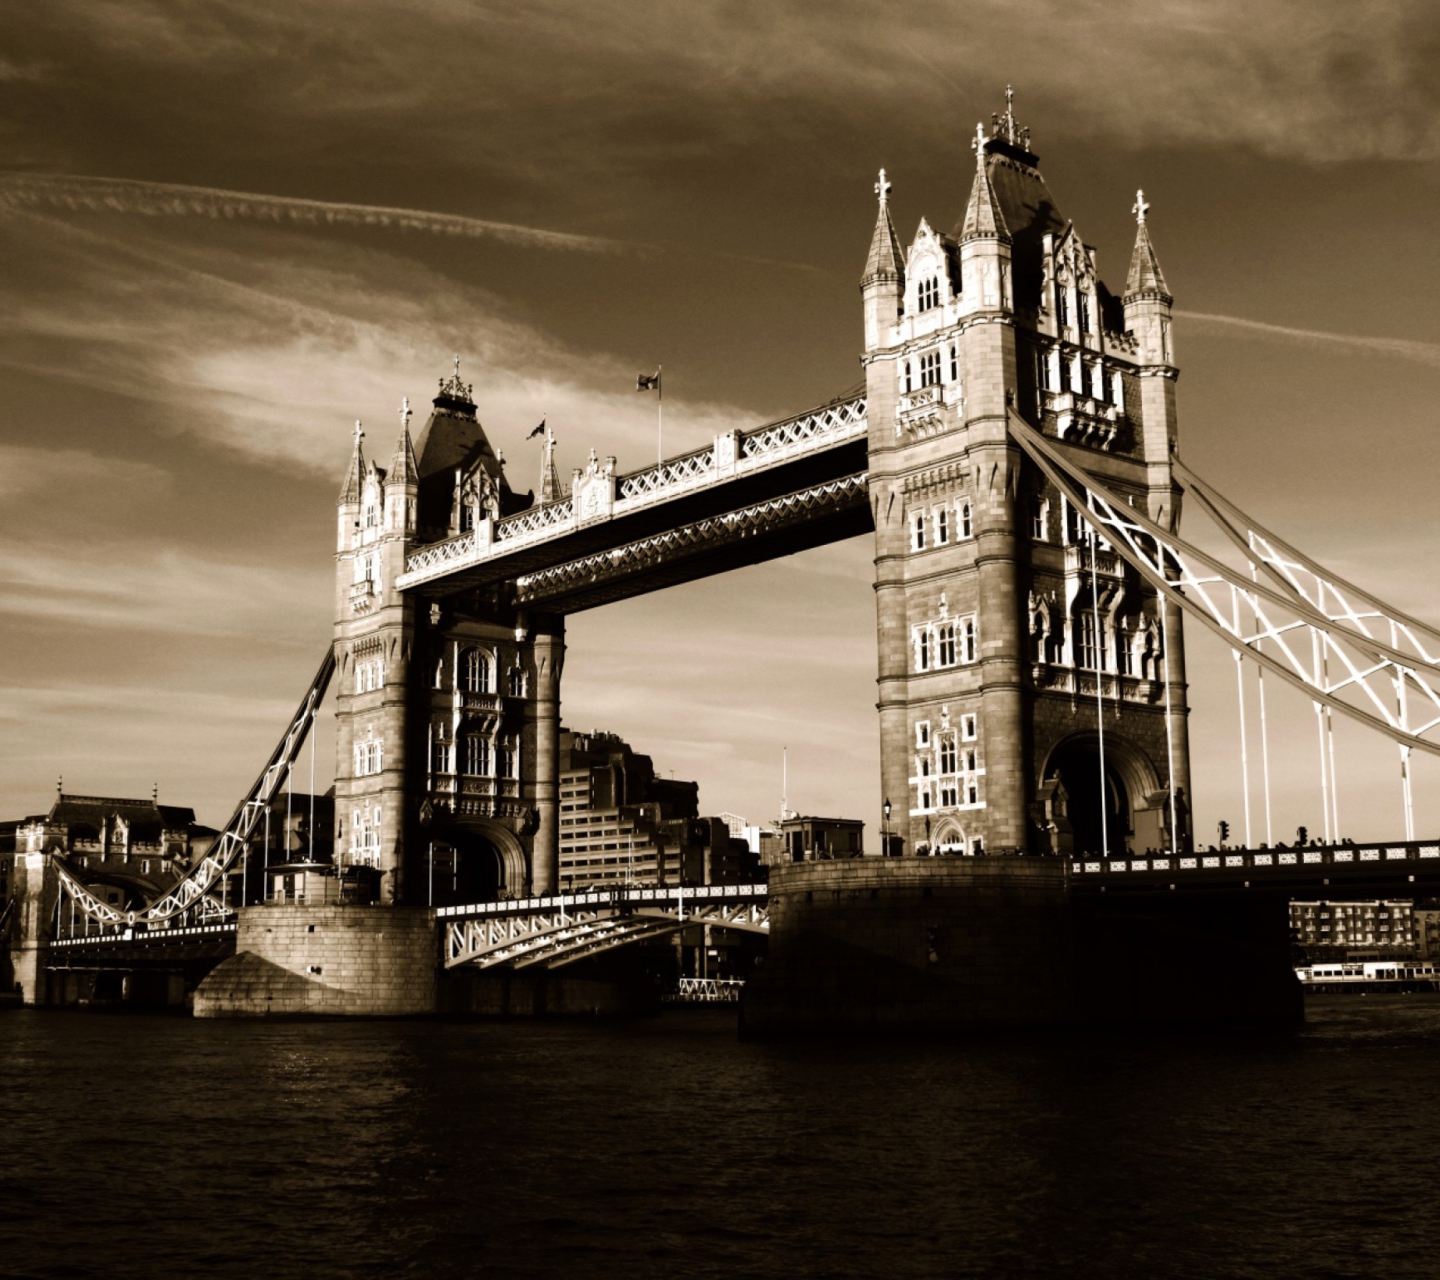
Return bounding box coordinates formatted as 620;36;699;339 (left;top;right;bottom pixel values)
863;94;1191;857
332;364;563;905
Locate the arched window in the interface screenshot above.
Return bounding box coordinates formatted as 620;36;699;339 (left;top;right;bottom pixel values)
507;667;526;698
463;735;491;776
959;500;973;539
461;648;492;694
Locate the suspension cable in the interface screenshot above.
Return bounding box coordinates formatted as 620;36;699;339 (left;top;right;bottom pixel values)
1089;520;1109;856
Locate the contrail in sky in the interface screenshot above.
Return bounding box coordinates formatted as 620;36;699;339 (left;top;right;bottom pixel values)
0;172;628;254
1178;309;1440;370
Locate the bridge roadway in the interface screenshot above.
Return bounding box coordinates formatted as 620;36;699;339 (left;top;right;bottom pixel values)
396;393;870;609
41;839;1440;974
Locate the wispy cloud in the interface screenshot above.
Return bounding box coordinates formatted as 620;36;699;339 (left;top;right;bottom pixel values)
1178;309;1440;370
0;445;169;500
0;212;760;479
0;544;328;642
0;173;628;254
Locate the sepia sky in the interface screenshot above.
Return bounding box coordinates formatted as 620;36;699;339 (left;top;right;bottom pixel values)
3;1;1440;844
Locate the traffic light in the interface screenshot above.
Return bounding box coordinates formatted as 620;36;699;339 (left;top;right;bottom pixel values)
1218;819;1230;844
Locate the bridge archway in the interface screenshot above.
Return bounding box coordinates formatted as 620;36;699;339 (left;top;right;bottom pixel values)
429;821;528;906
1042;732;1159;857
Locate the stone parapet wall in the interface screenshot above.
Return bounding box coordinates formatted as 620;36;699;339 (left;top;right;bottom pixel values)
194;904;437;1017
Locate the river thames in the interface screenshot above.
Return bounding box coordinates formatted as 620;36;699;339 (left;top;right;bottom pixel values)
3;997;1438;1279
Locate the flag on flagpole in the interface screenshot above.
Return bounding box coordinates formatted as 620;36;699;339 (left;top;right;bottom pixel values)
636;371;660;392
527;418;546;440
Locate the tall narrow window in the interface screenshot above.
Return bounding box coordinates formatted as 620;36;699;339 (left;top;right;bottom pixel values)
940;736;958;774
918;629;932;671
1079;293;1091;333
1056;288;1069;328
1030;499;1047;541
1037;347;1052;391
1079;612;1104;671
959;501;973;539
950;344;959;381
912;512;927;552
916;722;931;748
464;735;491;776
938;623;957;667
507;667;525;697
903;361;913;393
961;714;978;741
462;648;491;694
936;508;950;545
431;737;453;775
920;350;941;387
962;618;977;663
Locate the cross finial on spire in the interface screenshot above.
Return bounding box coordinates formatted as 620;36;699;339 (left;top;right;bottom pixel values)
973;121;988;167
400;396;412;430
1006;84;1014;114
1133;189;1150;225
875;167;891;205
353;420;364;446
453;353;461;380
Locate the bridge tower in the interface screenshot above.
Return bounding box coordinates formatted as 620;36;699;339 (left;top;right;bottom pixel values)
332;366;561;905
863;95;1192;857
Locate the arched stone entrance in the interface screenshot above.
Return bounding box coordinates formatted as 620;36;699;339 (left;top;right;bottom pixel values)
425;820;529;906
1042;732;1160;857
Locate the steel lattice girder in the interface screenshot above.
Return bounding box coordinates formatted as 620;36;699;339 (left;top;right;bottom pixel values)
1007;410;1440;755
512;473;869;606
55;649;335;933
444;900;770;969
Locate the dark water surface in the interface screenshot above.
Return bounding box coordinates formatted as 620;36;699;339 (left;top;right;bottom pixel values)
3;998;1439;1280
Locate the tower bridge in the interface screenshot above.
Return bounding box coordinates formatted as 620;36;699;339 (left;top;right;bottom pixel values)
11;91;1440;1027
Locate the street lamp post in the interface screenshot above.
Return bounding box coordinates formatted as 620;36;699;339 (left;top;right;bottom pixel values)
883;797;892;857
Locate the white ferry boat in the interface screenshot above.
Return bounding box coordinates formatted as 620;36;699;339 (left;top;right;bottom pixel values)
1297;961;1440;992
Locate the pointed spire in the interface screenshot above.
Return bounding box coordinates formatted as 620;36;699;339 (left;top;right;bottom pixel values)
539;422;562;503
959;123;1010;243
339;420;365;504
862;167;905;285
1125;189;1171;301
389;396;418;485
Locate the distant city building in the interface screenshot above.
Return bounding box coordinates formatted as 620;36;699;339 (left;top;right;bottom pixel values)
5;792;207;912
1291;900;1416;957
557;730;757;890
1413;905;1440;959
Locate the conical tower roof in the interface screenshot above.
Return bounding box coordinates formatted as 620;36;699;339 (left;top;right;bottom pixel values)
390;398;419;486
959;124;1010;244
862;169;905;285
1125;191;1171;301
338;421;366;504
538;423;562;503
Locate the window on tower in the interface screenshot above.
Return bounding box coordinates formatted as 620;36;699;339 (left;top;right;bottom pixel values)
936;508;950;545
940;736;958;774
903;361;913;393
461;648;492;694
950;344;959;381
1079;293;1091;334
959;500;973;539
920;350;941;387
938;623;957;667
463;735;491;777
912;512;927;552
918;629;931;671
916;721;931;748
962;618;977;663
918;277;940;311
1056;288;1069;328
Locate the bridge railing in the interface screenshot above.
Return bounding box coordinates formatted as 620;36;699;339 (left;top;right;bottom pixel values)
401;393;866;580
436;881;769;920
1071;840;1440;876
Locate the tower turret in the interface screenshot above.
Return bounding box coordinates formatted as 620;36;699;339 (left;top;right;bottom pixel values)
861;168;905;353
957;122;1013;314
386;397;419;539
337;420;365;552
1123;190;1177;461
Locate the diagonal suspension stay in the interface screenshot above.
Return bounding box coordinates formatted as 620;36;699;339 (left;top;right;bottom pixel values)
1007;410;1440;758
55;649;336;931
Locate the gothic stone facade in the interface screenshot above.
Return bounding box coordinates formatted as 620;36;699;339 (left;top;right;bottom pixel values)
863;105;1191;856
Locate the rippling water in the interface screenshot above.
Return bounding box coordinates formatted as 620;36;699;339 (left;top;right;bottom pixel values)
3;997;1439;1279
